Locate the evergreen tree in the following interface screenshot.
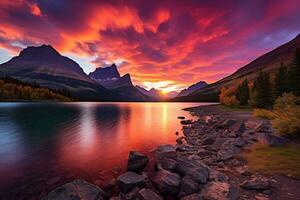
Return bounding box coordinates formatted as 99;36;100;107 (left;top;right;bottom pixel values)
253;71;273;108
288;48;300;96
236;79;250;105
274;63;288;98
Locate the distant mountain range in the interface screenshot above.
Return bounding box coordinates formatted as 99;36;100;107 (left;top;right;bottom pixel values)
89;64;149;101
173;33;300;102
0;45;150;101
177;81;208;97
0;45;116;101
136;85;178;100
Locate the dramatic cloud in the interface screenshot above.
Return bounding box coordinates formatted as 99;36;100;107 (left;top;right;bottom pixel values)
0;0;300;91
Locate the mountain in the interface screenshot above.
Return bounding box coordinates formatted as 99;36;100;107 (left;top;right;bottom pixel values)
89;64;120;80
136;86;161;100
89;65;149;101
177;81;208;97
136;85;179;100
0;45;117;100
173;34;300;102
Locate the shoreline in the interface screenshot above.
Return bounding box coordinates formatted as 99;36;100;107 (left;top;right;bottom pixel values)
31;105;300;199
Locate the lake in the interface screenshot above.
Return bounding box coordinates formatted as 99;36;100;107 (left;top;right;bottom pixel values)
0;102;211;199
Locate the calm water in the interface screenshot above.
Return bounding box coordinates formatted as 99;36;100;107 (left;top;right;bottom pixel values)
0;102;211;199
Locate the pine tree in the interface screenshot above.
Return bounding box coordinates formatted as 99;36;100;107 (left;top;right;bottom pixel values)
274;63;288;98
253;71;273;108
288;48;300;96
236;79;250;105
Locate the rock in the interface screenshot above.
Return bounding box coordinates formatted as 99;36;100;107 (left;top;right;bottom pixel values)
156;144;177;159
258;134;289;147
176;137;185;145
175;157;209;184
240;177;270;191
222;119;237;129
262;189;272;195
234;138;246;147
255;194;269;200
127;151;149;172
151;170;181;196
217;150;234;161
179;176;200;198
255;122;271;133
157;157;177;171
178;116;185;119
180;193;203;200
103;178;118;196
45;179;107;200
201;181;239;200
120;187;140;200
138;188;163;200
181;120;193;125
117;172;146;194
229;122;245;136
202;137;215;145
209;170;229;182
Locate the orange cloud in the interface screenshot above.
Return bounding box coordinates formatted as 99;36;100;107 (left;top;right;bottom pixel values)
0;0;300;92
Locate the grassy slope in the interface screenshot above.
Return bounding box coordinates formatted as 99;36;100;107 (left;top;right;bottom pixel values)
242;144;300;178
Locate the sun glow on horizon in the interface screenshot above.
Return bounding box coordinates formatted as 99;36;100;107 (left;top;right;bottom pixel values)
142;81;184;93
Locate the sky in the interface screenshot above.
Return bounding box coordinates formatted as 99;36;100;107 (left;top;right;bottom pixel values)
0;0;300;92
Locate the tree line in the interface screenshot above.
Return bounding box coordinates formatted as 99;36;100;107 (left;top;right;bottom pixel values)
0;77;73;101
220;48;300;108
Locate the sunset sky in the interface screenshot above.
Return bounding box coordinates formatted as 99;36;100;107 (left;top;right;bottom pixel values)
1;0;300;91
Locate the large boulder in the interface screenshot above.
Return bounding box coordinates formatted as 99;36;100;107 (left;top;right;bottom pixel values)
156;144;177;159
117;172;146;194
151;170;181;196
240;177;271;191
178;176;201;198
157;156;177;171
127;151;149;172
45;179;107;200
137;188;163;200
201;181;239;200
175;157;209;184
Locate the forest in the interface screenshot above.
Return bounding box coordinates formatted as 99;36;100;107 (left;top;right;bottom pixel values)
0;77;73;101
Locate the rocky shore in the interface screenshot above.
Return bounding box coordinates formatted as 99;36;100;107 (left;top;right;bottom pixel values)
42;105;294;200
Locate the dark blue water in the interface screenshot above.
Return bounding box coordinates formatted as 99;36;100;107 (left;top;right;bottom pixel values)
0;102;210;199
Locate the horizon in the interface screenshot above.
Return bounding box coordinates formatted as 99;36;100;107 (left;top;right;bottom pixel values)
1;0;300;92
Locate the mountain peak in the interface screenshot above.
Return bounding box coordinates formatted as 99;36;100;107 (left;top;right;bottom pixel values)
177;81;208;97
89;63;120;80
19;44;60;59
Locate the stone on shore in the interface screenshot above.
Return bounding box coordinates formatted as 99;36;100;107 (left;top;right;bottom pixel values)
240;177;271;191
151;169;181;196
157;156;177;171
181;120;193;125
117;172;146;194
127;151;149;172
179;176;201;198
45;179;107;200
156;144;177;159
138;188;163;200
201;181;239;200
175;157;209;184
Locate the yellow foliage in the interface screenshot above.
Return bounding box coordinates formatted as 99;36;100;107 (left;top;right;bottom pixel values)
254;93;300;136
253;109;277;119
219;86;240;107
0;79;72;101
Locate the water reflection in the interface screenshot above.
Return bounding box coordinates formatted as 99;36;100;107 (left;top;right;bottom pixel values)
0;102;211;198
